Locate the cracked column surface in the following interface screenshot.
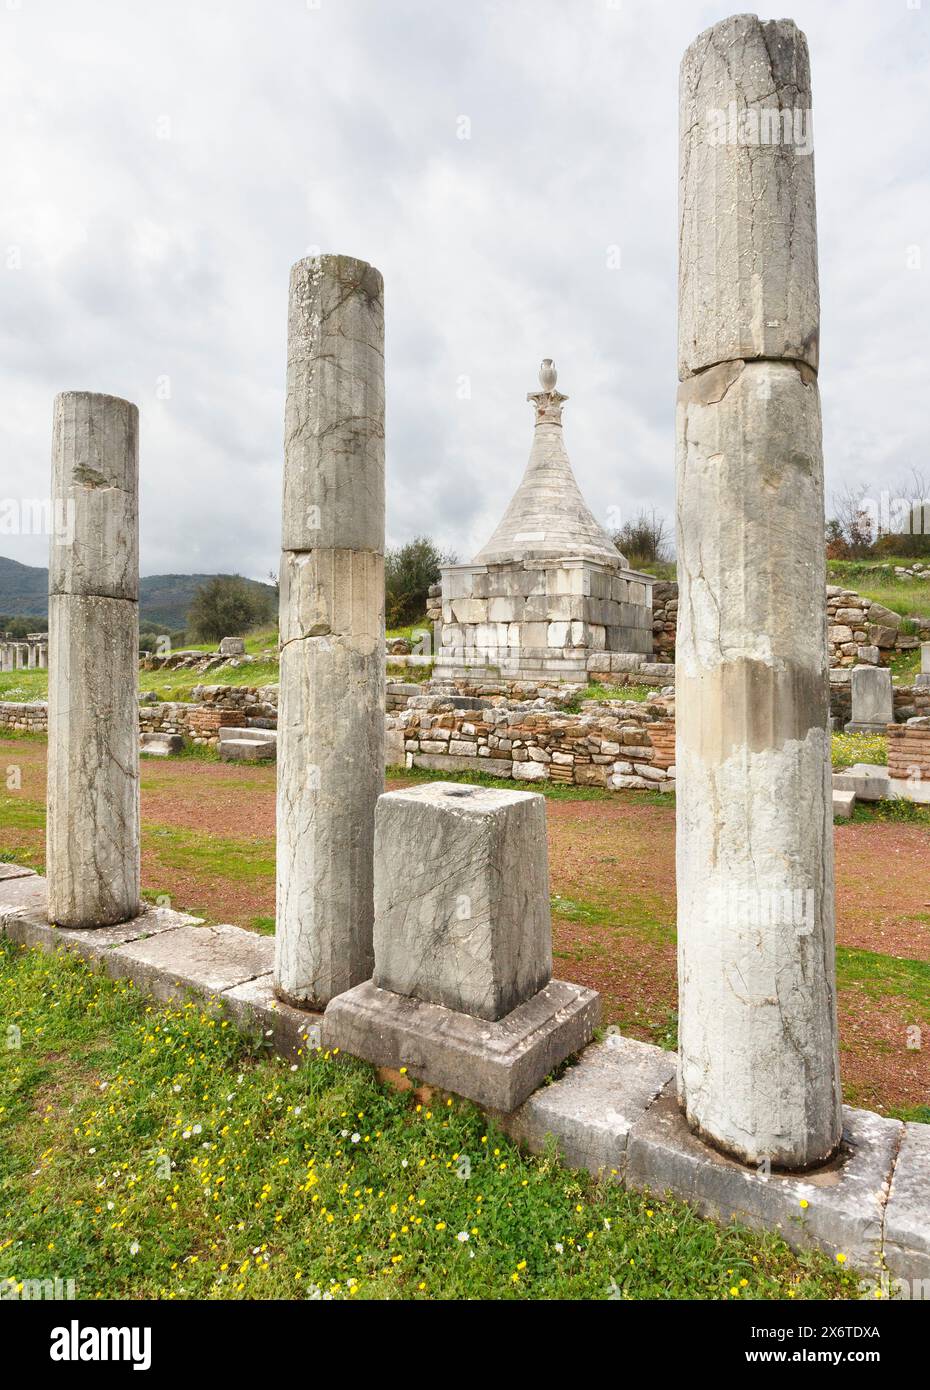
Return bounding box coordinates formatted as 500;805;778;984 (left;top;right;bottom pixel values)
274;254;385;1008
47;392;141;928
675;15;841;1169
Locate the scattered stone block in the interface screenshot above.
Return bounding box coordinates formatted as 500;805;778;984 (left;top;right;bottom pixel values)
833;765;891;803
832;788;856;819
218;637;246;656
140;732;184;757
219;727;277;762
917;643;930;689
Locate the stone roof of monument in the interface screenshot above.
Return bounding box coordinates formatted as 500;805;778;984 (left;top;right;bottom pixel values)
472;361;625;568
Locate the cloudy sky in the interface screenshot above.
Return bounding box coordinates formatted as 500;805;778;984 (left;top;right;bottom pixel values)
1;0;928;580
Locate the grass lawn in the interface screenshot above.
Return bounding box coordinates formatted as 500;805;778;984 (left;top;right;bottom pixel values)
568;682;655;705
0;671;48;702
0;624;434;704
139;660;281;703
827;557;930;621
831;731;887;769
0;941;860;1301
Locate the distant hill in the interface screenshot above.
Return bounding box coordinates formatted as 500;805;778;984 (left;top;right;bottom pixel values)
0;556;275;632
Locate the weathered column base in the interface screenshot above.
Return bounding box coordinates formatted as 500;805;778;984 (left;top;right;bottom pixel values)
322;977;599;1112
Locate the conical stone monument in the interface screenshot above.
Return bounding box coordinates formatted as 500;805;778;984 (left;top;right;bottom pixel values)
434;362;654;682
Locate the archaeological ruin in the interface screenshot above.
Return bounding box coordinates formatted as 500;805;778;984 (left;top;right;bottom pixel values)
0;9;926;1294
434;361;654;682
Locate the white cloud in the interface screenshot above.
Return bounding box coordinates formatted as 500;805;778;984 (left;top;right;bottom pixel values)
0;0;927;580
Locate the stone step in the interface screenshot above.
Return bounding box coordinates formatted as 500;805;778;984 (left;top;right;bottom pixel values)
139;733;184;757
219;737;276;762
217;725;277;745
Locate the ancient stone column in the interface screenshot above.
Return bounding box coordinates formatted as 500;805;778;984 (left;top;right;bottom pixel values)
675;15;841;1169
47;392;140;928
274;254;385;1009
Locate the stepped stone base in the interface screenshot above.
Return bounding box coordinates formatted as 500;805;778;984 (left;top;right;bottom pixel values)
435;557;653;683
322;977;600;1112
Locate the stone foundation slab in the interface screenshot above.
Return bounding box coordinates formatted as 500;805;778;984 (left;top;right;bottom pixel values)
625;1090;902;1270
495;1033;676;1177
103;921;273;1001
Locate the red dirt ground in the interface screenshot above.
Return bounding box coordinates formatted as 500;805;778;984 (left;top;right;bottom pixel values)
1;737;927;1115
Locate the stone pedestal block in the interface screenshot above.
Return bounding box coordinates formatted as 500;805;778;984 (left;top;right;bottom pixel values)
323;778;598;1107
679;15;818;379
847;665;894;732
373;782;552;1021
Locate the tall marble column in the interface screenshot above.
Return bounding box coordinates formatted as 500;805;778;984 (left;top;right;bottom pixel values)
47;392;140;928
274;255;385;1008
675;15;841;1168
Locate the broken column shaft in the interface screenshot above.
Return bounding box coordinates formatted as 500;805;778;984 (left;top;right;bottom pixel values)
47;392;141;928
675;14;841;1168
274;254;385;1009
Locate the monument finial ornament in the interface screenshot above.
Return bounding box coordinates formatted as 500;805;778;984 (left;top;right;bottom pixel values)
528;357;567;422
